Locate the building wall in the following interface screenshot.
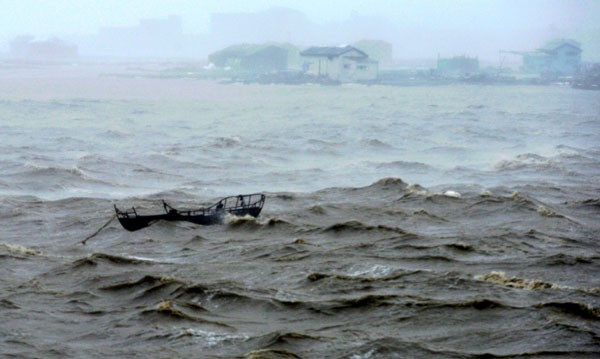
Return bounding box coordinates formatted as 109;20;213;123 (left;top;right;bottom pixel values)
523;44;581;75
553;45;581;75
304;57;327;77
358;61;378;81
338;57;378;82
304;57;338;78
302;53;378;82
522;54;548;74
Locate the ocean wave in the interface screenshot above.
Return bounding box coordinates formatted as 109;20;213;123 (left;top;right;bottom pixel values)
0;242;42;256
463;191;575;224
308;205;327;215
421;192;467;205
78;154;176;175
270;243;311;262
458;350;600;358
437;298;504;310
100;129;130;139
208;136;242;148
321;177;413;197
12;164;114;189
441;190;461;198
579;198;600;210
342;338;460;359
509;191;547;209
536;301;600;320
321;220;409;236
375;160;433;172
225;215;295;231
270;192;297;201
99;275;184;291
368;177;409;190
72;253;159;267
445;242;475;251
184;234;208;243
168;282;402;316
556;152;600;167
510;192;576;222
3;84;600;357
244;348;303;359
536;204;566;218
307;268;421;283
390;242;476;254
249;331;322;350
411;209;449;222
0;299;20;309
325;294;400;310
304;138;344;156
536;253;596;266
474;271;561;290
173;328;249;347
425;145;469;155
142;299;232;327
400;254;459;263
169;283;279;312
359;138;394;148
492;153;582;177
21;163;83;177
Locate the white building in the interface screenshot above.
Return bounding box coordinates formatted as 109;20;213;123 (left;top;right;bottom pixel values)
300;45;378;82
522;39;582;76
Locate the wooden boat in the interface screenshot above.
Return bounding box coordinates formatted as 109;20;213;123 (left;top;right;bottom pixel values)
114;193;265;231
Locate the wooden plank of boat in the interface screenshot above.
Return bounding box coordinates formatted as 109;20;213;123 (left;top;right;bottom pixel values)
114;193;265;231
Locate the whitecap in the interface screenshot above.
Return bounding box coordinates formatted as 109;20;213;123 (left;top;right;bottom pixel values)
0;242;42;256
443;190;462;198
346;264;394;278
178;328;249;346
474;271;566;290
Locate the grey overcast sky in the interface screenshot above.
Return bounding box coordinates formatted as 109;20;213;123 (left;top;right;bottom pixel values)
1;0;599;61
1;0;598;36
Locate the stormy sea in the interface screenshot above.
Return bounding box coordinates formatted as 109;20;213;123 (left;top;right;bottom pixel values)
1;64;599;358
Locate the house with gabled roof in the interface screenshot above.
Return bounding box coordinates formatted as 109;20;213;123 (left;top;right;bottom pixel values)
522;39;582;76
300;45;378;82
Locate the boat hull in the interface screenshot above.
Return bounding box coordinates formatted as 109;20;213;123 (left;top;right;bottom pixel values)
115;194;265;231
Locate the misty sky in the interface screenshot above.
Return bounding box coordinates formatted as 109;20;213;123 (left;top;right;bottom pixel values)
2;0;598;36
1;0;599;60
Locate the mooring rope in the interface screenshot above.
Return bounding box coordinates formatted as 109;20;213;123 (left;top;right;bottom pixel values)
81;213;117;245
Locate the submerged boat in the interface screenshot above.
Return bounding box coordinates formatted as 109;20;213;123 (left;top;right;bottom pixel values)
114;193;265;231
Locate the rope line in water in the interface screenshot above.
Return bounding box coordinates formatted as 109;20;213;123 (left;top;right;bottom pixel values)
81;213;117;245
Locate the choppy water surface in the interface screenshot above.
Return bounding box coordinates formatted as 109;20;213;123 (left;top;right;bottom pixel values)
1;65;599;358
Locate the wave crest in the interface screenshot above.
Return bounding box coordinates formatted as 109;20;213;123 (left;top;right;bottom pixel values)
322;220;408;235
0;242;42;256
475;271;560;290
371;177;408;189
536;302;600;320
73;253;158;267
143;299;230;327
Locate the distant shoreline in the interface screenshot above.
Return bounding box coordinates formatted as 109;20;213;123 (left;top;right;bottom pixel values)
0;60;593;101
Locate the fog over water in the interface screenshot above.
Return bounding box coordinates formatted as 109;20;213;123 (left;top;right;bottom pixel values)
1;0;600;61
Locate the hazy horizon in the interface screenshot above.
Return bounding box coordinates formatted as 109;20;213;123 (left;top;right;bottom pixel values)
1;0;599;61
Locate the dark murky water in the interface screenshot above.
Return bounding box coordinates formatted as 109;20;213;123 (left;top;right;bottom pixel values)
1;66;599;358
